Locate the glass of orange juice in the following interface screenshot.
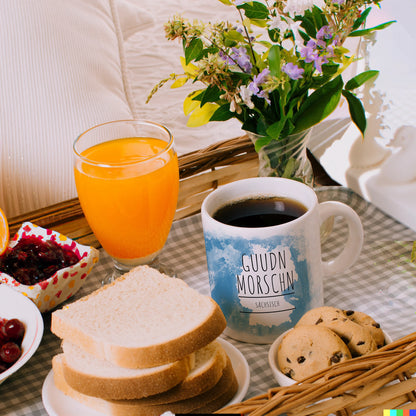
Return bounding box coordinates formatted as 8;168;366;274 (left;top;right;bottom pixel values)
73;120;179;281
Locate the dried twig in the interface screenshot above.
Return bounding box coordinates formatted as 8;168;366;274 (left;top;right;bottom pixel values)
217;332;416;415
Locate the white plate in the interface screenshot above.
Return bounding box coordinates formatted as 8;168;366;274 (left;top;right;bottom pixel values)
217;337;250;405
0;284;44;384
42;338;250;416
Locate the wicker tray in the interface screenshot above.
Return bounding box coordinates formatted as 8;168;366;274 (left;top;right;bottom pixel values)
219;332;416;415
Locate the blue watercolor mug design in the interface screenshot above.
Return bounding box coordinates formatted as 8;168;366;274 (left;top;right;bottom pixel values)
204;232;321;343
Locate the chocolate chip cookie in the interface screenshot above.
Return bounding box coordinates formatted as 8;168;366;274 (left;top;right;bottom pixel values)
277;325;352;381
295;306;347;326
344;309;385;348
318;318;377;357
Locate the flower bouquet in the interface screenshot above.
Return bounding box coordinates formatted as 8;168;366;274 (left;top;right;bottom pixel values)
148;0;394;182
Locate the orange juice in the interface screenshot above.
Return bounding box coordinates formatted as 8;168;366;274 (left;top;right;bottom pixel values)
74;137;179;264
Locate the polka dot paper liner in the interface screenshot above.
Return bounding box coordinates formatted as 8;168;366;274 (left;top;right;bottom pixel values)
0;222;99;312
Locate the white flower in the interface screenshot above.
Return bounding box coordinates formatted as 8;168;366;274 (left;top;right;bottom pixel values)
268;15;303;49
268;16;289;32
283;0;315;17
286;17;304;48
239;85;255;109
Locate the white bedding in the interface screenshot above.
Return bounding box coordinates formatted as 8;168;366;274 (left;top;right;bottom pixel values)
0;0;243;218
2;0;414;228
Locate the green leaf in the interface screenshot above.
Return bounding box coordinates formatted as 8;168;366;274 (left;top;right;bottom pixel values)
194;85;222;106
311;5;327;28
224;29;246;43
311;63;340;88
342;90;366;136
280;117;295;138
293;75;343;133
197;46;219;60
268;28;280;43
352;7;372;30
253;135;273;152
217;0;233;4
266;119;285;140
237;1;269;20
345;70;379;90
349;20;396;37
411;241;416;264
209;103;234;122
298;29;310;43
299;15;317;38
322;63;340;76
248;18;268;28
267;45;281;77
184;38;203;65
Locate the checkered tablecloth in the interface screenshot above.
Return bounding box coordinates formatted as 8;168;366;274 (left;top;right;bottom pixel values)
2;187;416;416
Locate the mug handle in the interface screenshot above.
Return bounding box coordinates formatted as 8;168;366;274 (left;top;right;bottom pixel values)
319;201;364;275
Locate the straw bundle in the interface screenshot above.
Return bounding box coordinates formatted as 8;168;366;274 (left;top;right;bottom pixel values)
217;332;416;415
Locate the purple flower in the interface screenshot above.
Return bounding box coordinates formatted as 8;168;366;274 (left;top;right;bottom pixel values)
253;68;270;85
332;0;345;4
218;50;233;65
317;25;333;40
246;69;271;103
300;40;318;63
282;62;304;80
313;55;329;73
229;47;253;73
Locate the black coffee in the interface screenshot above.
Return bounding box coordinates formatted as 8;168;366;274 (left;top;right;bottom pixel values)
213;196;307;228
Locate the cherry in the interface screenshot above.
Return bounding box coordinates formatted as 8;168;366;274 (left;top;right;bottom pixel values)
0;317;25;373
2;319;25;342
0;342;21;364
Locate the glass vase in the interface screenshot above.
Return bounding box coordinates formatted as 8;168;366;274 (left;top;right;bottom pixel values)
248;128;333;239
247;128;314;187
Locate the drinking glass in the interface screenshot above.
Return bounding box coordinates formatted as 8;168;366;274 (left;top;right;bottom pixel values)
73;120;179;283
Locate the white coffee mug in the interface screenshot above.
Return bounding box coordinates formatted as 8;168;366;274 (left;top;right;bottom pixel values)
201;177;364;344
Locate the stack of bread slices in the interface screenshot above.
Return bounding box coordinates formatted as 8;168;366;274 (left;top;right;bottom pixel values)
50;266;238;415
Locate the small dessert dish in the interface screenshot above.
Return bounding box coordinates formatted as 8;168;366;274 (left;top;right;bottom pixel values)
268;306;392;386
0;284;43;384
0;222;99;312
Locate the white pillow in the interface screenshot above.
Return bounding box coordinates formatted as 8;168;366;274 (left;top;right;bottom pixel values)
0;0;138;217
116;0;155;40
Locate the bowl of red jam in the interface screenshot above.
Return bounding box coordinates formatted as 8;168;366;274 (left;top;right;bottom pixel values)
0;222;99;312
0;284;43;384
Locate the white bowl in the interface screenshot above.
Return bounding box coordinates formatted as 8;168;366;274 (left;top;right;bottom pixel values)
0;284;44;384
268;329;296;386
268;327;393;386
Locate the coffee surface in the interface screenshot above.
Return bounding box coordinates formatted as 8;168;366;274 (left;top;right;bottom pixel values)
213;196;307;228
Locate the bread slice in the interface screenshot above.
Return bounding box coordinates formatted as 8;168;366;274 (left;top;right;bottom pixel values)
60;339;227;401
51;266;226;368
59;341;193;400
135;340;227;404
53;355;238;416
